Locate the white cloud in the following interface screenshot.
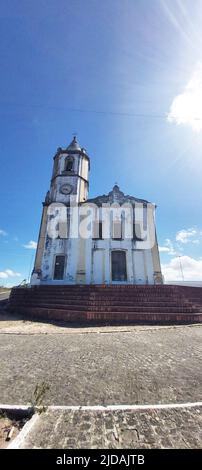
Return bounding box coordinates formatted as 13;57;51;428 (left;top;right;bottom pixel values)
176;228;196;243
164;238;178;256
162;255;202;281
23;240;37;249
0;229;7;236
167;63;202;132
0;269;21;279
160;228;202;259
176;227;201;244
159;246;170;253
0;273;8;279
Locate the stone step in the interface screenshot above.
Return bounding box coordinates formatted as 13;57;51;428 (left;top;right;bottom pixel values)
9;301;198;313
9;285;202;325
9;292;189;301
9;297;200;307
22;287;187;295
23;286;202;296
9;299;197;308
10;292;188;301
11;287;181;295
9;305;202;324
9;298;193;307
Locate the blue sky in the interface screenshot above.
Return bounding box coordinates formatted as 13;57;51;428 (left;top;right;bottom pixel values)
0;0;202;285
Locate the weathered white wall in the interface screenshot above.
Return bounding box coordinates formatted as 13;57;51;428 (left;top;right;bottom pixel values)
32;208;159;285
133;251;146;284
92;250;105;284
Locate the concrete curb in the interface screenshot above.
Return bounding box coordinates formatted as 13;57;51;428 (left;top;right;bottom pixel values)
7;413;39;449
0;404;32;411
47;402;202;411
2;401;202;413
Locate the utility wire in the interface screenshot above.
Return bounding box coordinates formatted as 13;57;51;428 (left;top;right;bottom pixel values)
0;102;202;120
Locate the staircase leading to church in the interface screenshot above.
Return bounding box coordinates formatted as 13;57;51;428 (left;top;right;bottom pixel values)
9;284;202;324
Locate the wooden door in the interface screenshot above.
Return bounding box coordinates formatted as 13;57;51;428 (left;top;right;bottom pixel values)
54;255;65;280
111;251;127;282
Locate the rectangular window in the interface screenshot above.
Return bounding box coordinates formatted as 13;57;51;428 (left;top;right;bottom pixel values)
112;217;122;239
133;206;147;240
92;221;102;239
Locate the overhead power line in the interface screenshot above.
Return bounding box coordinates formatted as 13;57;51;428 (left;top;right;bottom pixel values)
0;102;202;120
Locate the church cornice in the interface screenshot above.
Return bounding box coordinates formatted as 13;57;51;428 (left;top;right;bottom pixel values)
51;173;89;186
85;185;152;207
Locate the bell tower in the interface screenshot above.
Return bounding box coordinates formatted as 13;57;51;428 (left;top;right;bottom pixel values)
31;136;90;282
49;136;90;204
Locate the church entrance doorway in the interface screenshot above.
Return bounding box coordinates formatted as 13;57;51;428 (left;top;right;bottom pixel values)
111;251;127;282
54;255;65;280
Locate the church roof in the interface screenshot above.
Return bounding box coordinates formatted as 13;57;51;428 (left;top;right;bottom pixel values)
54;135;90;160
85;184;152;206
66;136;81;152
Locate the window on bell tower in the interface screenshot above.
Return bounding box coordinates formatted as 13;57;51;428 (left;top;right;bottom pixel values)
65;157;74;172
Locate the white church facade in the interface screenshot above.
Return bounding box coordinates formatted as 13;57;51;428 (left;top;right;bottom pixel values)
31;136;163;286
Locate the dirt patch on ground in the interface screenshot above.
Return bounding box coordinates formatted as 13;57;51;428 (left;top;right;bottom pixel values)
0;311;200;335
0;412;23;448
0;408;33;448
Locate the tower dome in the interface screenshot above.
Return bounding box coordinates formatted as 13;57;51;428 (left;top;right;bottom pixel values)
66;136;81;152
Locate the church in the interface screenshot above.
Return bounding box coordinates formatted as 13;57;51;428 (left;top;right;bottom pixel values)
10;136;202;325
31;136;163;286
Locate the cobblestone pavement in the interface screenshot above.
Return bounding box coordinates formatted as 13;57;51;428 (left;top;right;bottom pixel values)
0;325;201;406
20;407;202;449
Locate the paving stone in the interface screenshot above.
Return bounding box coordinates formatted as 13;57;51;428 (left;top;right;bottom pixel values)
19;407;202;449
0;324;201;448
0;325;201;406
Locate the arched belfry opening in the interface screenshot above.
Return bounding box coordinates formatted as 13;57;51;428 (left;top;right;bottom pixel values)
65;156;74;172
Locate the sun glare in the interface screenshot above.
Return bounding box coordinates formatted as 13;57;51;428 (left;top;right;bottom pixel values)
168;63;202;132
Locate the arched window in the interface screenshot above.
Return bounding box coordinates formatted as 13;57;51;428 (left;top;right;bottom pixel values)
65;157;74;172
